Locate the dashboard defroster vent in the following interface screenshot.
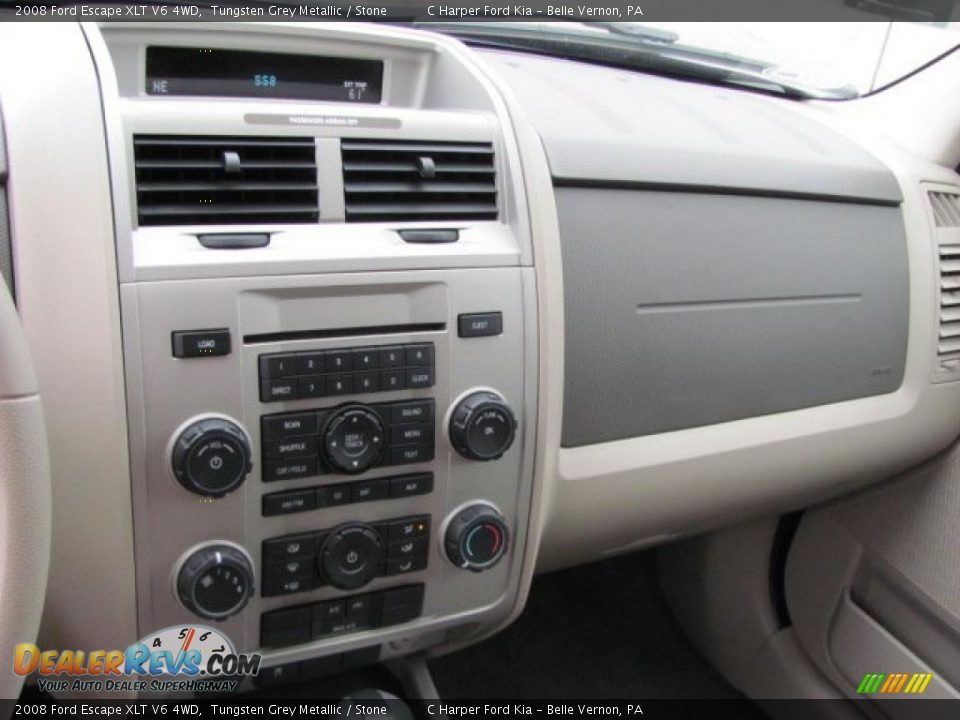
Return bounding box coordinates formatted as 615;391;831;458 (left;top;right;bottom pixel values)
134;136;318;226
931;189;960;369
342;139;498;222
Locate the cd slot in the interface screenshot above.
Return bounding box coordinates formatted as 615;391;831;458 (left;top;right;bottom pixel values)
244;323;445;345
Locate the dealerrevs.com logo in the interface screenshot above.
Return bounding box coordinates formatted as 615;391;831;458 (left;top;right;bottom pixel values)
14;625;261;693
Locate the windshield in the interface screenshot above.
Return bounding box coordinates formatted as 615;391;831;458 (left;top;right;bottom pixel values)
420;21;960;99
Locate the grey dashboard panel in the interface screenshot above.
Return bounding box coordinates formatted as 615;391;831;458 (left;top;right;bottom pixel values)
482;50;902;204
559;188;908;446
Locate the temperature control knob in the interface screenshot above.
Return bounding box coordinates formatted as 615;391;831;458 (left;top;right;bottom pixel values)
177;544;254;620
321;405;386;474
171;417;252;497
449;391;517;461
319;524;384;590
445;505;510;572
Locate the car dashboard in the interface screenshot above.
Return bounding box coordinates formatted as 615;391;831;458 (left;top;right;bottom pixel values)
0;20;958;697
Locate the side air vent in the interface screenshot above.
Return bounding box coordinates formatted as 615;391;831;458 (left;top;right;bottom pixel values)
930;191;960;228
342;140;497;222
134;136;318;226
931;189;960;371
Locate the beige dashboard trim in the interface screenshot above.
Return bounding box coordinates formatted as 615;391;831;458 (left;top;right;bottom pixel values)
0;23;138;683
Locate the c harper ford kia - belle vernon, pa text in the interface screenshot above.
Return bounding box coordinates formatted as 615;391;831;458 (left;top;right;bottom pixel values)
0;3;959;719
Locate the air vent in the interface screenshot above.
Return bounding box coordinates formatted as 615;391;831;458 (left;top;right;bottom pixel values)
930;191;960;228
932;189;960;366
342;140;497;222
134;136;318;226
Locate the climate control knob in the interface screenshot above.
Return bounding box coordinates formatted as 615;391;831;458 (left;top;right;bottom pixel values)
448;391;517;461
177;544;254;620
321;405;386;474
445;505;510;572
319;524;384;590
171;417;252;497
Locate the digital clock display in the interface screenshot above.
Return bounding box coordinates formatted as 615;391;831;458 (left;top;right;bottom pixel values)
145;47;383;104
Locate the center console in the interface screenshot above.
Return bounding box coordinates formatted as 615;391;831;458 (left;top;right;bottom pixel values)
89;21;544;687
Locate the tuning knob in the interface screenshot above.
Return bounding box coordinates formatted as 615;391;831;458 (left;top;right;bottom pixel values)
448;391;517;461
177;544;254;620
171;417;252;497
445;504;510;572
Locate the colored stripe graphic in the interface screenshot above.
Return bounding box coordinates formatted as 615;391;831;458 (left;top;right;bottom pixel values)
857;674;885;694
857;672;932;694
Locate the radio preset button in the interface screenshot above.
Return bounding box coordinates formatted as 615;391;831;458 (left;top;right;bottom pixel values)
326;374;354;396
353;348;380;370
405;344;433;367
379;346;404;368
259;343;433;402
296;353;324;375
356;372;380;394
298;376;326;399
380;370;404;392
325;350;354;372
259;353;297;378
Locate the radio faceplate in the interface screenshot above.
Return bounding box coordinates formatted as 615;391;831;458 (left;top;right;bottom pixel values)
120;267;536;667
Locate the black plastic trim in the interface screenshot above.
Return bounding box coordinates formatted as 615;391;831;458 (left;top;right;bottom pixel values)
552;176;902;208
243;323;445;345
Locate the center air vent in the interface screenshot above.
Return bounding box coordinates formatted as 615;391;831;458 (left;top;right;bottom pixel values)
342;140;497;222
134;136;318;226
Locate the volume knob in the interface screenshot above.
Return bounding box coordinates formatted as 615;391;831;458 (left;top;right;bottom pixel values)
171;417;252;497
448;391;517;461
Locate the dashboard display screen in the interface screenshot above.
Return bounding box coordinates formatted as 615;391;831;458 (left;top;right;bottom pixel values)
145;47;383;103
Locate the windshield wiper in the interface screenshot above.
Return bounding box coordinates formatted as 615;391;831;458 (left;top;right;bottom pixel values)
591;22;679;45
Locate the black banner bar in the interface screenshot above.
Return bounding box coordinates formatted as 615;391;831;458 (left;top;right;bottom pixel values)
0;0;957;22
4;699;960;720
